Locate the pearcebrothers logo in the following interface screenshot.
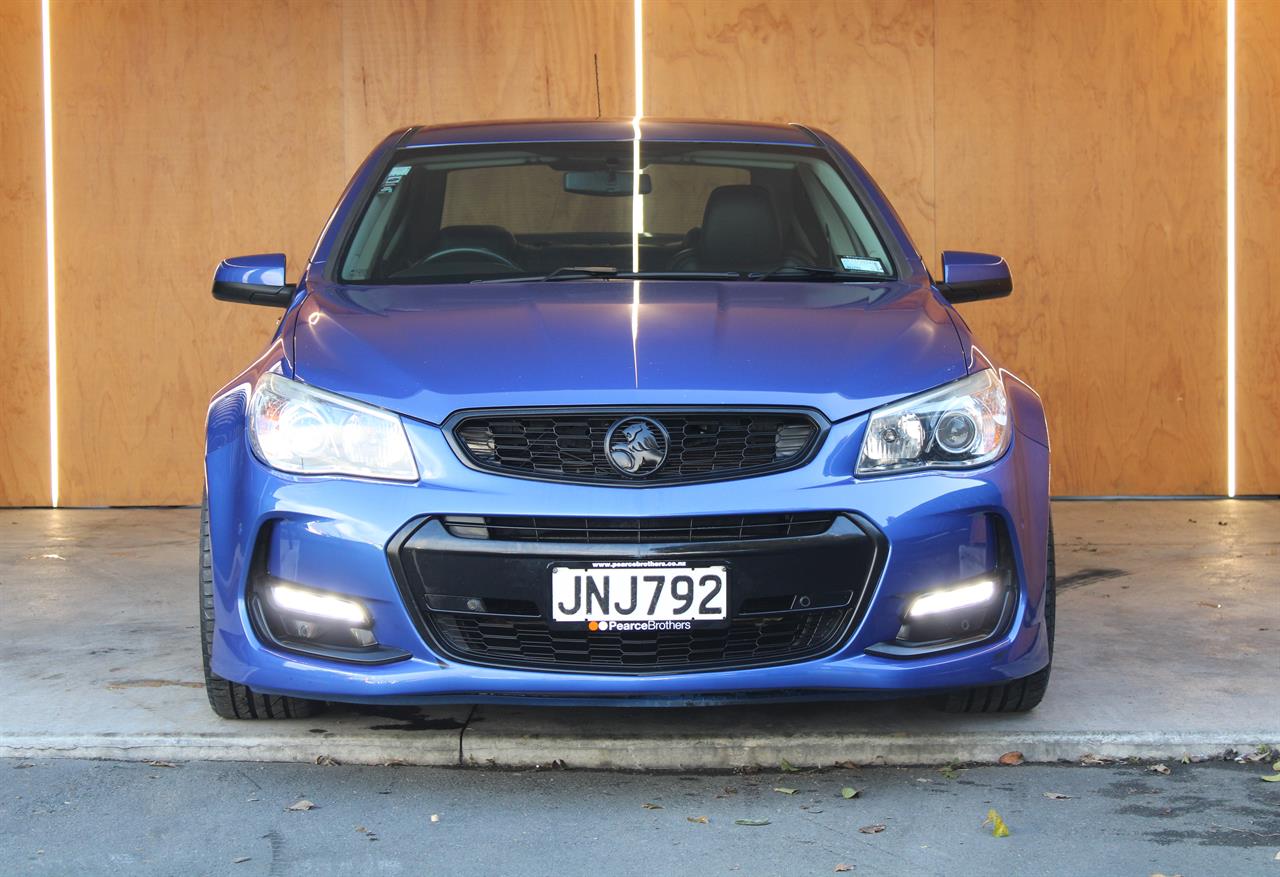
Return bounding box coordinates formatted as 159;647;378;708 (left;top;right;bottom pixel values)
586;619;692;632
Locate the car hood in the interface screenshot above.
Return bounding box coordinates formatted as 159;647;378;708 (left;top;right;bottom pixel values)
290;279;966;425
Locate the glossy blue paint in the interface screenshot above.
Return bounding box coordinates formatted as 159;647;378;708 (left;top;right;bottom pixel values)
290;280;966;426
940;250;1011;287
205;121;1050;708
214;252;287;287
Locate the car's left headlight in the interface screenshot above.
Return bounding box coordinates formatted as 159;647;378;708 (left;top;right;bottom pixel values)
248;372;418;481
856;369;1010;475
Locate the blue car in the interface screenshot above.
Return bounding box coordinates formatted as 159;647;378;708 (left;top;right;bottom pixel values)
202;119;1053;719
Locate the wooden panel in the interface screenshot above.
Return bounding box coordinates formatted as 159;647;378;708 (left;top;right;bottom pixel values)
341;0;634;172
52;0;346;505
935;0;1226;495
0;0;49;506
1237;0;1280;494
644;0;935;261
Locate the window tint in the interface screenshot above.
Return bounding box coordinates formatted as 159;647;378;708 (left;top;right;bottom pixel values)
339;141;894;284
441;164;630;234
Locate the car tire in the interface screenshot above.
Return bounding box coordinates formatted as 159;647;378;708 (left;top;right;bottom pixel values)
933;518;1055;714
200;493;322;720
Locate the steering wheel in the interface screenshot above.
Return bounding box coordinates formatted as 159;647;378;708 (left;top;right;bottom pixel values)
419;246;521;271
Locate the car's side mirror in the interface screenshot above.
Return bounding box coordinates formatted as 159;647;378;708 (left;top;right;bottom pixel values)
936;251;1012;304
212;253;296;308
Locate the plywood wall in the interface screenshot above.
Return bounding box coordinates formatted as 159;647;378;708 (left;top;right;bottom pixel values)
1237;0;1280;495
3;0;1276;504
0;0;49;506
45;0;631;505
933;0;1227;496
342;0;633;171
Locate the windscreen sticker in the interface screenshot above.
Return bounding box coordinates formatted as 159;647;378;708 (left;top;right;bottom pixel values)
378;166;411;194
839;256;887;274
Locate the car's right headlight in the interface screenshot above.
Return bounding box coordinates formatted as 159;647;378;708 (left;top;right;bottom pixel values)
856;369;1010;475
248;372;418;481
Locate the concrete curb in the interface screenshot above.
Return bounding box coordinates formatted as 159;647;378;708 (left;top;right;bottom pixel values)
4;730;1273;770
0;734;461;767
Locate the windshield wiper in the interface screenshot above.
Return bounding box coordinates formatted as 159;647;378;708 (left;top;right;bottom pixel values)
749;264;888;282
473;268;741;284
545;266;620;280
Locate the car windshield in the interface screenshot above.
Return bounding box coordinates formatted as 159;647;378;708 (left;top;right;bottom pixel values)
339;141;895;284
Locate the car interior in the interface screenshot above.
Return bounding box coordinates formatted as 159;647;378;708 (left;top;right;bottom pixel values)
340;143;892;283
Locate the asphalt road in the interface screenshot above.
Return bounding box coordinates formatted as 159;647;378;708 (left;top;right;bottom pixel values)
3;758;1277;876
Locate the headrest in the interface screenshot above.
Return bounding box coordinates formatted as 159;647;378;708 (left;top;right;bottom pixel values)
698;185;782;270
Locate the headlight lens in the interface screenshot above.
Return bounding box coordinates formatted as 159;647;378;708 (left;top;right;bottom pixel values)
249;373;418;481
856;369;1010;475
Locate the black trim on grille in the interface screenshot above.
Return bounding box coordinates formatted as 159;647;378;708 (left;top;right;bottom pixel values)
443;406;828;487
387;512;885;675
440;512;839;544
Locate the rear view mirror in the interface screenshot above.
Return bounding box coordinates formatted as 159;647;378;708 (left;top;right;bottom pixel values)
937;251;1013;304
212;253;295;308
563;170;652;197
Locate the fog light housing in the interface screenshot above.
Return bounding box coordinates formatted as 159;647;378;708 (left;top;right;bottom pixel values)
895;575;1007;646
865;571;1015;659
248;577;409;665
256;581;378;653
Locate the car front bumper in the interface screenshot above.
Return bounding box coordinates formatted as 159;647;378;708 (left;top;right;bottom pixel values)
205;396;1051;706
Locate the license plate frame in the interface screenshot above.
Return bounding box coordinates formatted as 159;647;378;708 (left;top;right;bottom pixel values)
548;561;730;630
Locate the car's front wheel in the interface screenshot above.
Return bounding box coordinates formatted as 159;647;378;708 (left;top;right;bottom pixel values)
199;493;323;720
933;518;1055;714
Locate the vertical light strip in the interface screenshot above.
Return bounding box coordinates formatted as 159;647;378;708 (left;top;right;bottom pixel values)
630;0;644;272
41;0;59;508
630;0;644;387
1226;0;1237;498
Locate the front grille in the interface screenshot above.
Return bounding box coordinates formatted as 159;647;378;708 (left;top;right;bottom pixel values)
390;513;881;675
429;609;850;672
449;409;822;485
441;512;838;544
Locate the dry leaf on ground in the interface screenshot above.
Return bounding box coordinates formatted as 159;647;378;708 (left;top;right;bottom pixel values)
834;865;852;872
687;815;709;824
285;799;316;812
773;787;798;795
998;751;1024;766
983;808;1011;837
1148;764;1171;775
1043;792;1071;800
858;823;886;834
642;802;663;810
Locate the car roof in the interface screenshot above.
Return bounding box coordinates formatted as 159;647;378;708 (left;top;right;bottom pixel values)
400;118;822;149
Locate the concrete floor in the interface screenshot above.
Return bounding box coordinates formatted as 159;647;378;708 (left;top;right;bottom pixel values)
0;501;1276;768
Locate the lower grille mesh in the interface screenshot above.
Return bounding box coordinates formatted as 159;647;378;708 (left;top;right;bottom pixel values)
430;609;850;671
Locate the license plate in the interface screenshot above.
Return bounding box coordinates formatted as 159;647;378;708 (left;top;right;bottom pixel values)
550;562;729;628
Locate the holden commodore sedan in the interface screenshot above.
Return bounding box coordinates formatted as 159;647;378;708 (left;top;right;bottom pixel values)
202;119;1052;719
